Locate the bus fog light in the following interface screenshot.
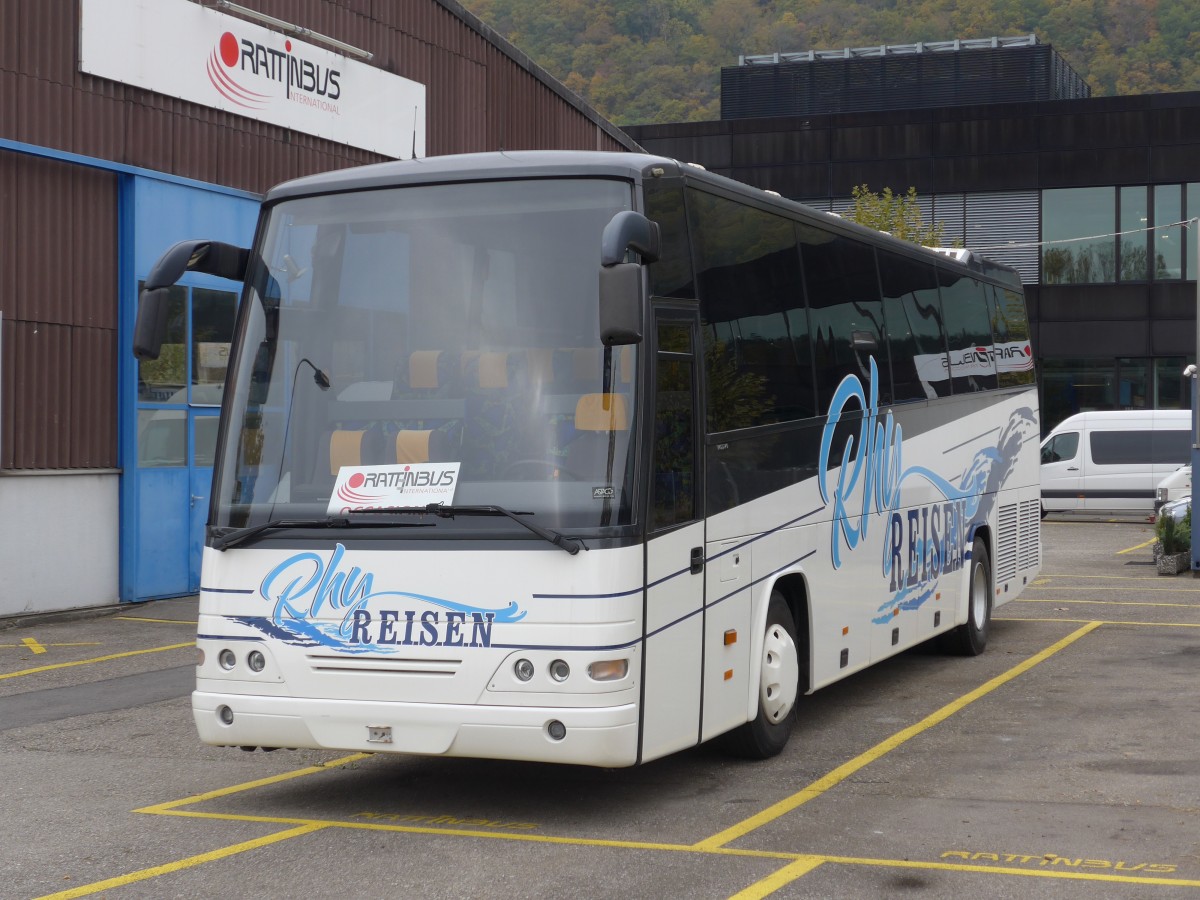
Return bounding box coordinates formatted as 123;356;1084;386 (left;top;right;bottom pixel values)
247;650;266;672
514;659;535;682
218;649;236;670
546;720;567;741
217;705;234;726
588;659;628;682
549;660;570;682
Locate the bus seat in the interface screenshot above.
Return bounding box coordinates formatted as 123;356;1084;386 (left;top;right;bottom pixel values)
394;428;451;464
328;426;386;475
393;350;459;396
566;393;630;480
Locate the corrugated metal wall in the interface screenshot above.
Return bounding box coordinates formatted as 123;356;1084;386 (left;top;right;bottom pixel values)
0;0;636;470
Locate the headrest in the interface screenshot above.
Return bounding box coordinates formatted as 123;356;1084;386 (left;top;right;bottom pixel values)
408;351;443;390
329;429;365;474
575;393;630;432
394;429;449;464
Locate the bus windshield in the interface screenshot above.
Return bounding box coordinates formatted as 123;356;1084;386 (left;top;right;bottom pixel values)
213;177;639;535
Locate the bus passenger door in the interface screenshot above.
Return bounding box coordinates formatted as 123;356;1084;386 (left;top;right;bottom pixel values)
640;308;706;762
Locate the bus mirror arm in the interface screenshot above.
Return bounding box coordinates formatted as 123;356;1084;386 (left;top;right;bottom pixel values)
601;211;660;266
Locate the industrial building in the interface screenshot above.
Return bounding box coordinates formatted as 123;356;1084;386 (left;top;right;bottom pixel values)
626;37;1200;438
0;0;635;616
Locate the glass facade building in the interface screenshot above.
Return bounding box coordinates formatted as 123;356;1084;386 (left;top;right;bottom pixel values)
626;91;1200;434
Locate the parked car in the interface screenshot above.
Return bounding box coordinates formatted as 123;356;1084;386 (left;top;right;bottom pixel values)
1040;409;1191;514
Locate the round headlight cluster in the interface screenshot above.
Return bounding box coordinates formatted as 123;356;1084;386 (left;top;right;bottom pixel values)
213;647;268;675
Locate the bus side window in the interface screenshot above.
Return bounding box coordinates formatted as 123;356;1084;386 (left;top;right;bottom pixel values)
799;227;891;411
938;269;998;393
688;188;813;430
878;250;949;402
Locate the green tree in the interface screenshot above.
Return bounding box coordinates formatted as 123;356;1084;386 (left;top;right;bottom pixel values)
842;185;948;247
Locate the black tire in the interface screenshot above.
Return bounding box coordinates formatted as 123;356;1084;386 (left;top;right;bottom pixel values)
722;590;799;759
940;536;992;657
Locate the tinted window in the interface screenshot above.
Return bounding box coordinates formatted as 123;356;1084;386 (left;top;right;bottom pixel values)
1041;431;1079;464
877;251;949;401
689;190;814;430
1090;431;1151;465
799;226;890;410
938;269;998;393
644;181;695;300
988;285;1035;387
652;320;697;530
1152;429;1191;465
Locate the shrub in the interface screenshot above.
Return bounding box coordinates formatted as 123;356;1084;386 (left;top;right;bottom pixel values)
1156;505;1192;555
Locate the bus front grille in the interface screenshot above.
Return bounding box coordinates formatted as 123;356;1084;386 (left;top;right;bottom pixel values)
306;654;462;676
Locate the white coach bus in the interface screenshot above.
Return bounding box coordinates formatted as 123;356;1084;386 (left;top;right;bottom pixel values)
134;151;1042;766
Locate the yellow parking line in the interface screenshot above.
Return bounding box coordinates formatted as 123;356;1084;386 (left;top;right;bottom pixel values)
137;753;372;813
1033;574;1192;583
32;823;329;900
1016;597;1200;608
115;616;199;625
21;637;47;654
692;622;1103;852
1116;537;1158;555
0;642;194;680
999;617;1200;628
1026;584;1200;593
729;857;826;899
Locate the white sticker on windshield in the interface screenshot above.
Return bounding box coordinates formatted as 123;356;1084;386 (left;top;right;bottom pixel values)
328;463;461;515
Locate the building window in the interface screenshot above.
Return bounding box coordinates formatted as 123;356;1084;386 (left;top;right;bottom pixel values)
1041;187;1116;284
1155;357;1189;410
1154;184;1182;280
1118;186;1148;281
1187;183;1199;282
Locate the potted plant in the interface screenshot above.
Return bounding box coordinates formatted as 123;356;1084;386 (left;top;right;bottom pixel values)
1155;504;1192;575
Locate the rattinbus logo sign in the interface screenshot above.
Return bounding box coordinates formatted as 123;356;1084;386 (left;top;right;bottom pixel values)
80;0;425;159
208;31;342;113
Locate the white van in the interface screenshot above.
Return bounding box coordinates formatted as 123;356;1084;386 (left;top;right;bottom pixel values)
1040;410;1192;513
1155;464;1192;512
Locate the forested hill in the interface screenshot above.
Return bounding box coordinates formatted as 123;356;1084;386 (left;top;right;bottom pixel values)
463;0;1200;125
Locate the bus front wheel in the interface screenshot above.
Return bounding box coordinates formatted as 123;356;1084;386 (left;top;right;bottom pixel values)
723;590;799;759
940;536;992;656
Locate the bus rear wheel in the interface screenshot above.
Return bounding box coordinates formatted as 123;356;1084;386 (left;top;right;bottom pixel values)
722;590;799;759
940;536;992;657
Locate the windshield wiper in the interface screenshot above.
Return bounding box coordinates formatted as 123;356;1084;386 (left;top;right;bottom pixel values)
210;515;431;552
358;503;584;555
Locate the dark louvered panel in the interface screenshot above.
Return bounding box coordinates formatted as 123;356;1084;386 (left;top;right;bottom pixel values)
723;40;1090;121
965;192;1040;284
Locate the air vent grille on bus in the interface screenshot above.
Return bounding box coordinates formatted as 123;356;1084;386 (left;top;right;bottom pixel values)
306;654;462;676
995;502;1019;583
1019;499;1041;570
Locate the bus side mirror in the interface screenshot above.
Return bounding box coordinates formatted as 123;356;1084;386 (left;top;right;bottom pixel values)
599;263;644;346
134;239;250;360
599;211;656;346
133;287;170;361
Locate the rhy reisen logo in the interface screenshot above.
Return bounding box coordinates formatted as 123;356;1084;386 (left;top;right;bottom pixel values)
818;358;1036;624
207;30;341;113
229;543;527;654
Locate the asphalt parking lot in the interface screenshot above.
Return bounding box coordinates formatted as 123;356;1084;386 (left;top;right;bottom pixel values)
3;514;1199;899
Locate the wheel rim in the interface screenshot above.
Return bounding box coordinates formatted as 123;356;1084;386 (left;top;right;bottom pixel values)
759;621;799;724
970;559;988;629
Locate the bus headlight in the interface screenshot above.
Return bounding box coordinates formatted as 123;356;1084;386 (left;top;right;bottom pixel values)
247;650;266;673
218;649;237;670
588;659;628;682
514;659;535;682
549;659;570;682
